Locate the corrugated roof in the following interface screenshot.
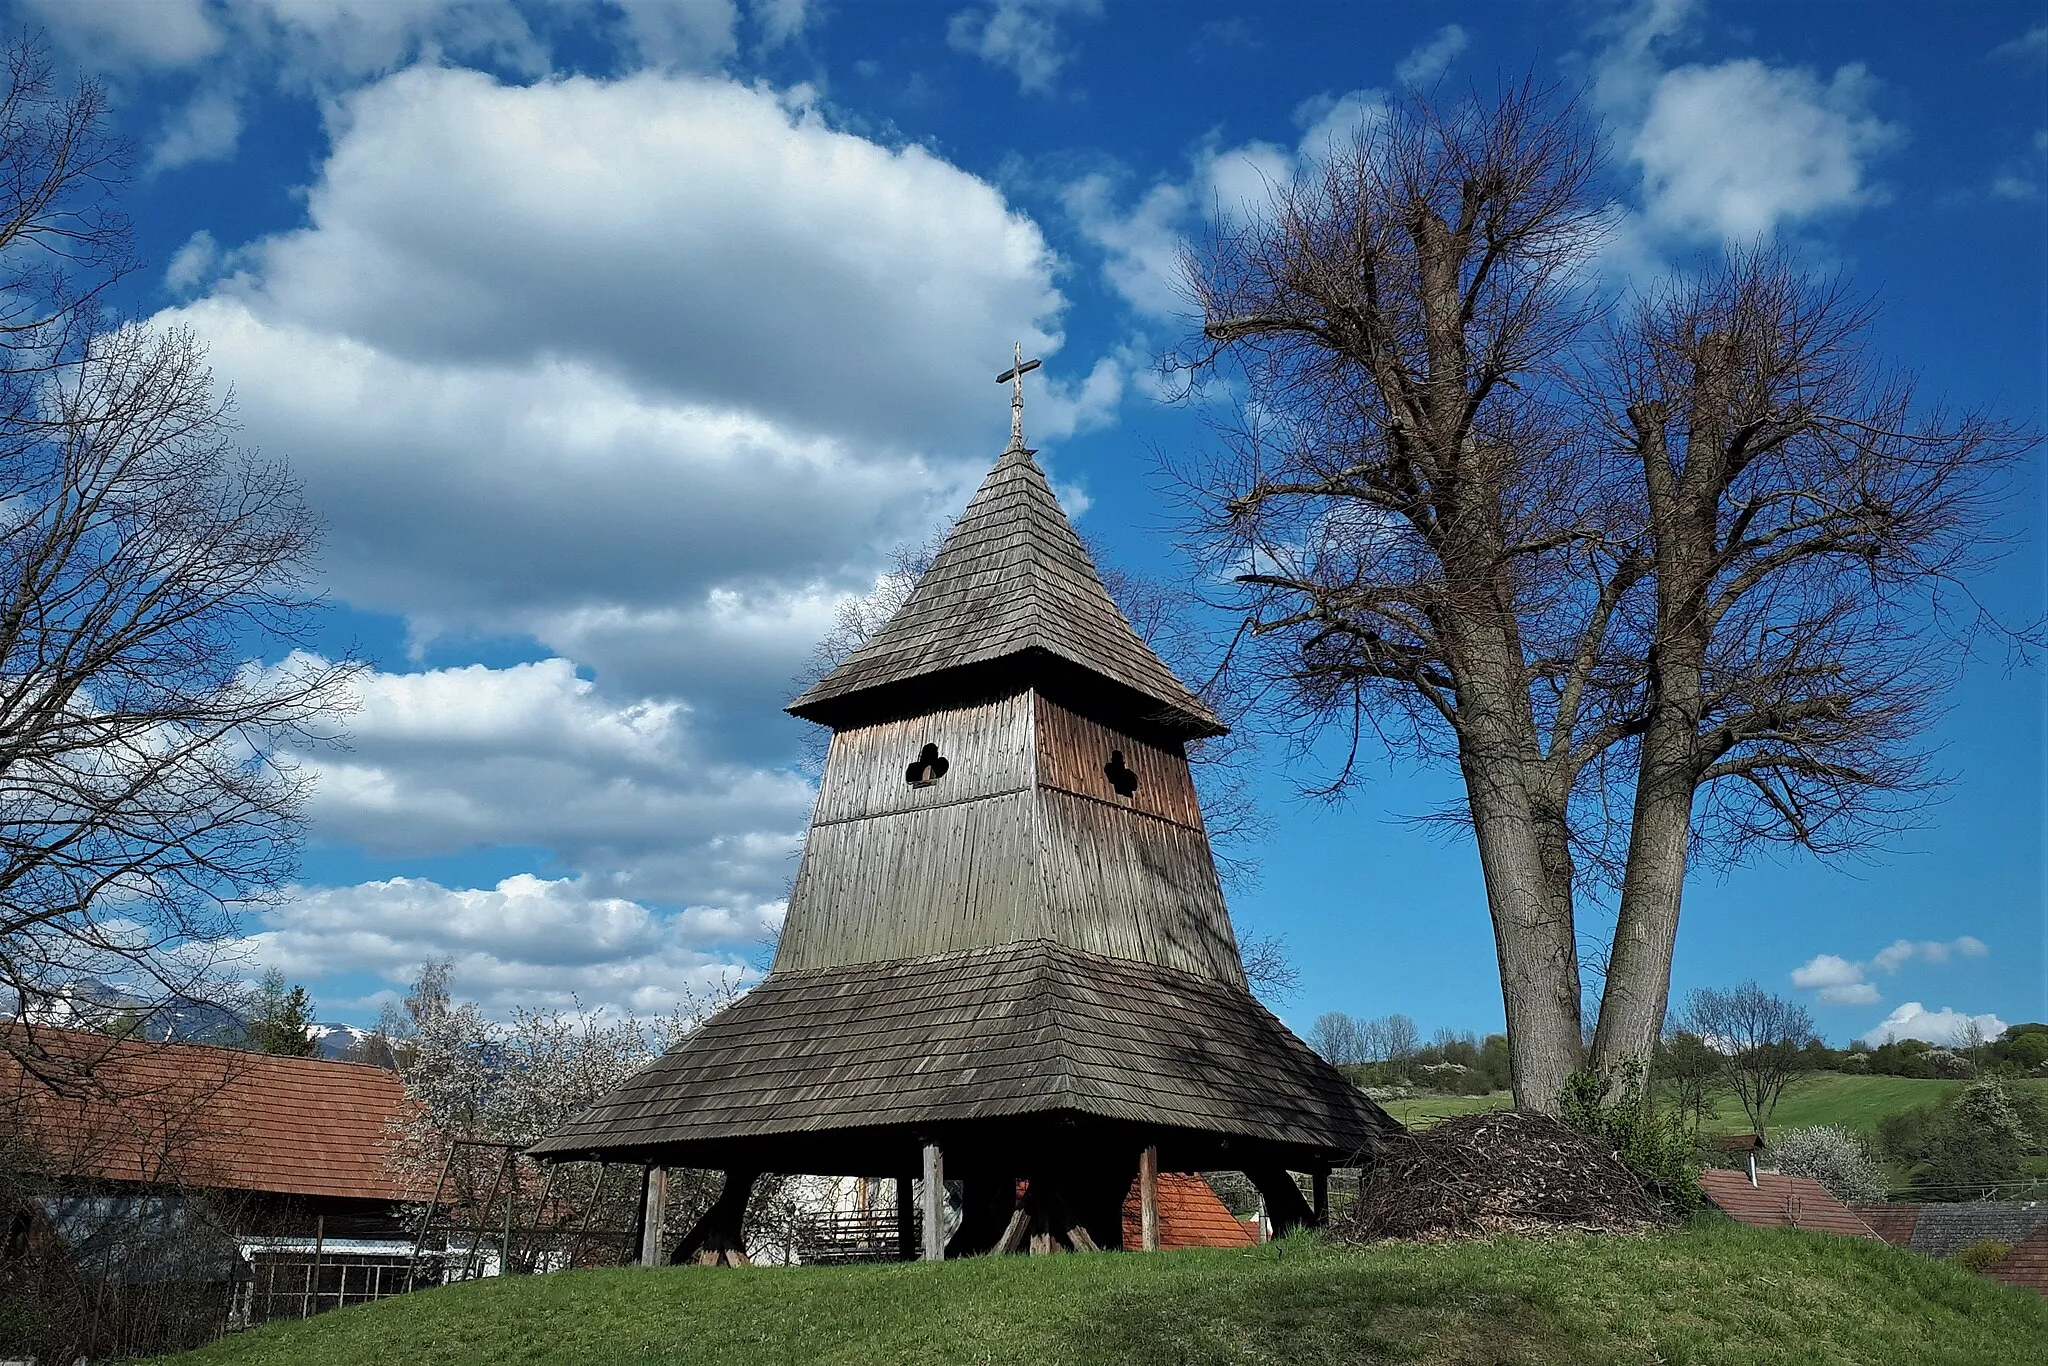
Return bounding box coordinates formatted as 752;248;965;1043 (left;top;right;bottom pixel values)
532;941;1395;1160
4;1027;405;1203
789;444;1223;735
1120;1172;1258;1250
1699;1169;1879;1240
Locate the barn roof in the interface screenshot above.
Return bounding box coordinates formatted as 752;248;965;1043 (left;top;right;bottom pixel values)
3;1026;405;1204
530;941;1394;1162
788;443;1224;736
1120;1172;1258;1250
1698;1169;1879;1240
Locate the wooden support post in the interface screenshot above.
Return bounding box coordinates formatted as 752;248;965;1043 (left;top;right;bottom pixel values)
1138;1145;1159;1252
920;1142;945;1262
1312;1169;1329;1228
896;1173;917;1261
638;1165;668;1267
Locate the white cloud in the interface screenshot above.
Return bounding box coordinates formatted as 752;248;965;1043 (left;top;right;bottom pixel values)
1992;25;2048;61
164;230;221;294
238;874;769;1018
279;656;813;907
1859;1003;2009;1049
19;0;224;67
610;0;741;68
1791;936;1991;1009
1632;59;1898;240
1592;0;1898;247
749;0;809;48
946;0;1102;96
1066;91;1384;322
163;66;1098;719
1395;24;1468;87
1790;953;1862;989
151;87;244;173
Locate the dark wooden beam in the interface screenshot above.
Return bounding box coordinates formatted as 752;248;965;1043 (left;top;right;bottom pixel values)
896;1173;917;1262
672;1168;757;1267
1245;1166;1314;1238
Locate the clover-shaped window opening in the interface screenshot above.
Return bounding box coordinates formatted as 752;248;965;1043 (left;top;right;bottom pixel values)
905;743;950;788
1104;750;1139;799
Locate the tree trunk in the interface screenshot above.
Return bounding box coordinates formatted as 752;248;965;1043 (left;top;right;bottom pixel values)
1590;694;1698;1080
1457;716;1583;1112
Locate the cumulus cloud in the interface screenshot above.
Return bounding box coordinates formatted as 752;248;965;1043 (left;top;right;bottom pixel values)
947;0;1103;96
1790;936;1989;1008
1992;24;2048;62
164;66;1101;727
1859;1002;2009;1049
151;87;244;173
164;231;221;295
1594;0;1899;245
1065;89;1385;322
1632;59;1897;239
279;656;812;908
1395;24;1469;87
237;874;768;1017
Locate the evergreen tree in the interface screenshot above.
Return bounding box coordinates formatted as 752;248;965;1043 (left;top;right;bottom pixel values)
243;969;319;1057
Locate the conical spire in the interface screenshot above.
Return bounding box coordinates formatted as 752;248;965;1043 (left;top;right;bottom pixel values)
789;445;1223;735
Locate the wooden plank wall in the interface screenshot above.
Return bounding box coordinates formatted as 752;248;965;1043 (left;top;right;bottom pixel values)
1033;695;1202;830
1034;789;1244;987
812;693;1034;826
776;686;1244;987
775;791;1039;973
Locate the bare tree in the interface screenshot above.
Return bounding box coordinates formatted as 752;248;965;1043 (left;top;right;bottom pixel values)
0;39;356;1089
1308;1010;1362;1066
1182;82;1613;1109
1383;1012;1421;1061
1180;81;2030;1109
1583;252;2021;1079
1683;982;1815;1140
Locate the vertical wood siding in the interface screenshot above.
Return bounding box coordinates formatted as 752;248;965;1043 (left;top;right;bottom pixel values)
812;693;1034;826
777;689;1243;987
1033;788;1244;987
1033;694;1203;830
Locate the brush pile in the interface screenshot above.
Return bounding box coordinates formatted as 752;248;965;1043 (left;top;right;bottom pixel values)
1338;1108;1671;1241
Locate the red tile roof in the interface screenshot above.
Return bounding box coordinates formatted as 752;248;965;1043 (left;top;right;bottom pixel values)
1854;1203;1923;1249
1986;1227;2048;1297
1700;1169;1880;1240
4;1026;406;1203
1121;1172;1258;1250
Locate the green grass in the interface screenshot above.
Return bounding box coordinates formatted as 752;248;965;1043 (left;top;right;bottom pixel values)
157;1223;2045;1366
1382;1073;2048;1146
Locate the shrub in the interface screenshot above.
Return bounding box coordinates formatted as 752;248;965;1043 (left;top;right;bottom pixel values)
2008;1031;2048;1071
1952;1240;2012;1273
1560;1068;1703;1215
1771;1125;1887;1203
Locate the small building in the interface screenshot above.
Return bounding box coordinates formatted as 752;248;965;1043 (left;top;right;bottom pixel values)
1698;1169;1880;1239
3;1027;416;1344
533;376;1397;1260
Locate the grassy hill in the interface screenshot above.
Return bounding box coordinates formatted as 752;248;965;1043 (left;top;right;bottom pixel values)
159;1223;2044;1366
1380;1073;2048;1145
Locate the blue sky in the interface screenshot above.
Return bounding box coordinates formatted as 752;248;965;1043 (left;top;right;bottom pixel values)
30;0;2043;1047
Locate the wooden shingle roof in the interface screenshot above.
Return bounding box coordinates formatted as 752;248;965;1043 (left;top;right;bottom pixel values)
788;444;1223;735
4;1027;404;1203
531;941;1395;1161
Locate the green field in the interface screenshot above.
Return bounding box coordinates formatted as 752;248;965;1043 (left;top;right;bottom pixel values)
157;1223;2044;1366
1381;1073;2047;1145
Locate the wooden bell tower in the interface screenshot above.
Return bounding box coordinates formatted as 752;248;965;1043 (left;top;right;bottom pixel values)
534;366;1396;1261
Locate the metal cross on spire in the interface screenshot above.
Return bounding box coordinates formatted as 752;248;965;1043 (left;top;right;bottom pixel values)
996;342;1041;450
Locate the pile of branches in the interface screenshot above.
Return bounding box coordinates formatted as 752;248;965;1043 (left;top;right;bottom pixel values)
1338;1110;1672;1242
